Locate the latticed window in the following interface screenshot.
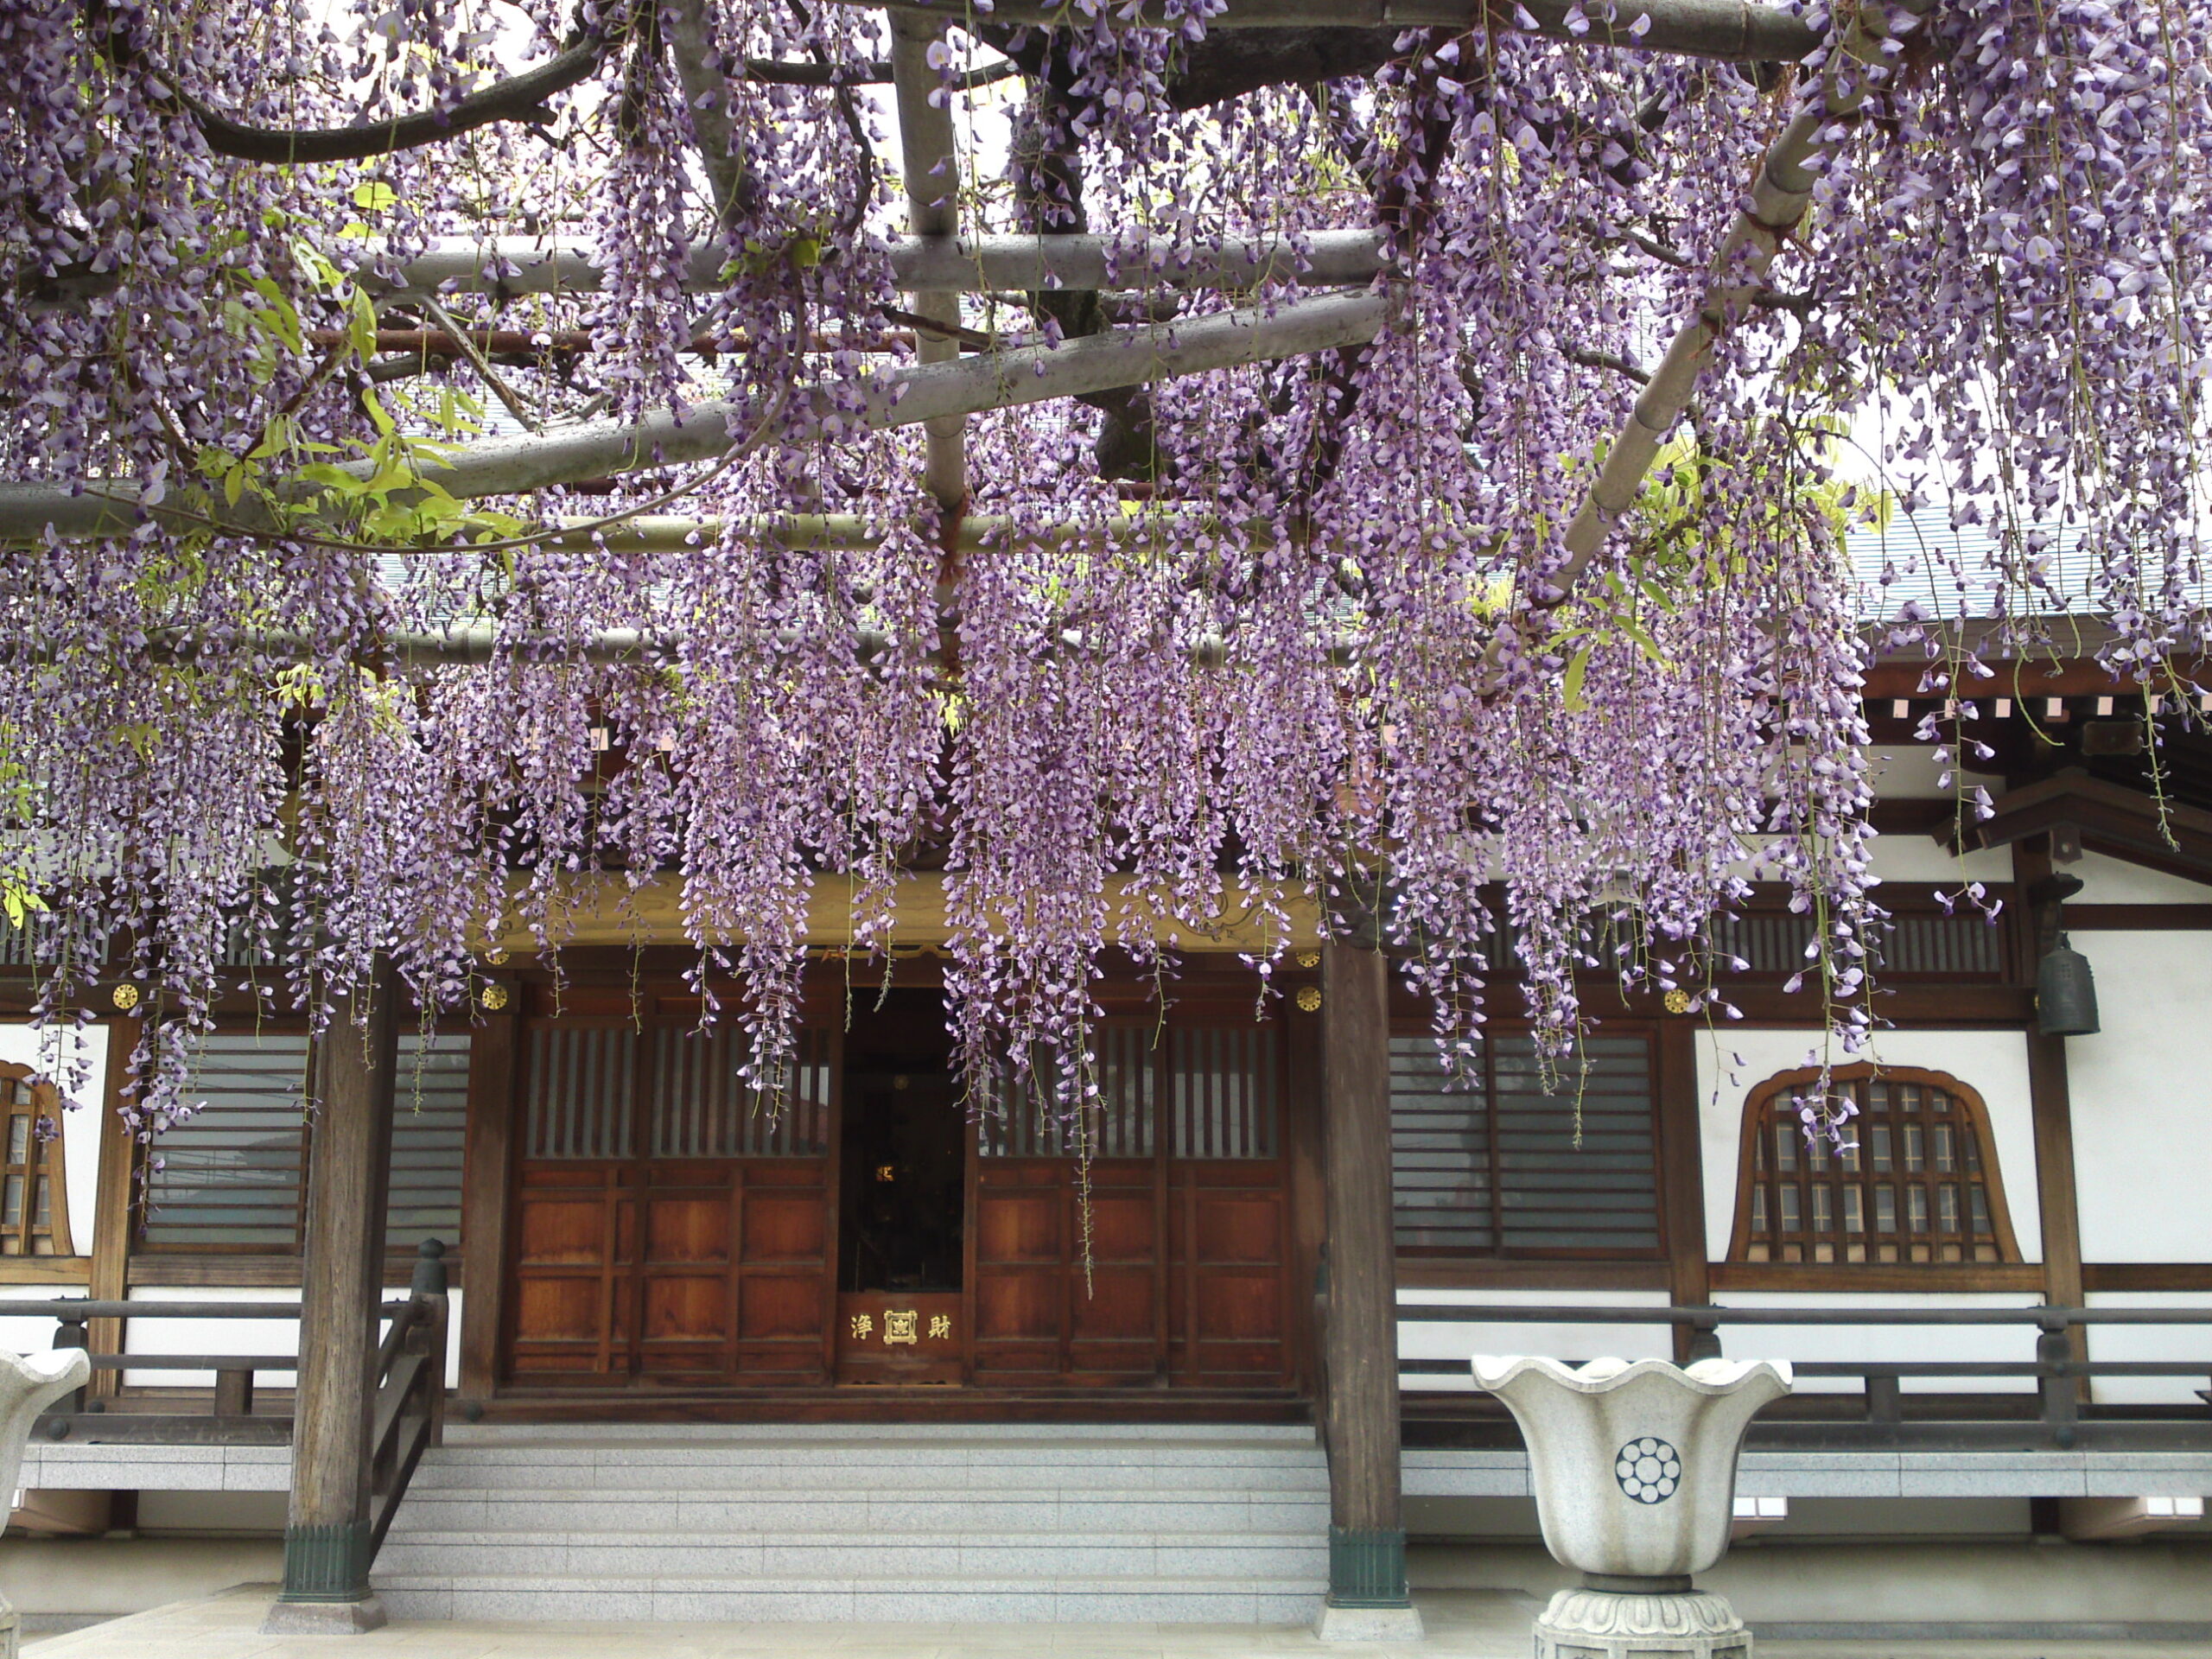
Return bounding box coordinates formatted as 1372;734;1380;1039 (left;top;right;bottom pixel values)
976;1022;1278;1160
521;1023;834;1160
141;1027;468;1251
1729;1067;2020;1266
0;1065;69;1255
1389;1032;1662;1256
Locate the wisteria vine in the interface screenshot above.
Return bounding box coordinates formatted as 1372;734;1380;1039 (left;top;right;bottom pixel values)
0;0;2206;1144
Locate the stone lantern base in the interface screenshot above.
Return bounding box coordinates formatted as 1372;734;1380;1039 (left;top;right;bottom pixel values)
1533;1577;1750;1659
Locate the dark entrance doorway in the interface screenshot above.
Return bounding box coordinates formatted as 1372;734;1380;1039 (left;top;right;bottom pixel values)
835;989;965;1382
496;971;1304;1399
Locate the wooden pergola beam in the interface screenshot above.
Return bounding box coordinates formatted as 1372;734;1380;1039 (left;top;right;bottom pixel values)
858;0;1817;61
889;16;970;512
0;287;1390;543
1488;1;1921;677
375;229;1391;304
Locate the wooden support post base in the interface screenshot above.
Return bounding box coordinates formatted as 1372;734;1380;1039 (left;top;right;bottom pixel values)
261;1597;388;1637
1315;1525;1422;1641
1316;1602;1425;1642
267;1521;385;1633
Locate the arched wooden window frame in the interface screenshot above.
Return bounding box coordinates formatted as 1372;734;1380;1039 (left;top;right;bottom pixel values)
1726;1064;2022;1267
0;1061;72;1257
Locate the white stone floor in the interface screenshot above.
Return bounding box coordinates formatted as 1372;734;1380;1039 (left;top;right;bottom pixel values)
22;1585;2212;1659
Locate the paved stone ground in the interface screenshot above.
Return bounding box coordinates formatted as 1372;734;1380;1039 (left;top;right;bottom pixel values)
22;1585;2212;1659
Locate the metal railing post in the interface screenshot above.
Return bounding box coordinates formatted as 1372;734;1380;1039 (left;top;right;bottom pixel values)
411;1238;449;1447
2036;1313;2079;1448
50;1301;88;1419
1685;1313;1722;1363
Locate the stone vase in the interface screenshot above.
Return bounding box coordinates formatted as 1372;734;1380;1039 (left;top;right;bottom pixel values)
1472;1356;1791;1659
0;1349;92;1659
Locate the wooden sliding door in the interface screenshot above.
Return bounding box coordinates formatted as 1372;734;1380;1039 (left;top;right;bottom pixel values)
504;993;839;1386
970;1017;1296;1389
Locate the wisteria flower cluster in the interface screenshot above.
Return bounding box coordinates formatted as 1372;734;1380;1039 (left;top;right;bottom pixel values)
0;0;2203;1139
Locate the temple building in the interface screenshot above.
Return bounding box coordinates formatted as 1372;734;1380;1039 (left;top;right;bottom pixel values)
2;659;2210;1641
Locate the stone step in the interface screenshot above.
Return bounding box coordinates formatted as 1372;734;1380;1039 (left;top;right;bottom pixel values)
387;1490;1329;1535
441;1421;1319;1445
407;1459;1318;1503
375;1573;1326;1625
374;1530;1329;1579
377;1429;1330;1625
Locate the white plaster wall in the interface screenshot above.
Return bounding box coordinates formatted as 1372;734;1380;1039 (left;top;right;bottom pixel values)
2066;930;2212;1263
0;1284;81;1366
1695;1026;2042;1262
0;1021;107;1257
1866;746;1955;799
1397;1287;1674;1390
121;1283;466;1389
2082;1291;2212;1407
1862;833;2011;887
2067;851;2212;905
1726;832;2008;887
1707;1289;2047;1393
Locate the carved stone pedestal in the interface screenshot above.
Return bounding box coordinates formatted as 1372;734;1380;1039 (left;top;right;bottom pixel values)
1534;1582;1749;1659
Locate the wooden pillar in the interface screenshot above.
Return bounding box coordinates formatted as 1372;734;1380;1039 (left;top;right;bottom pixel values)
86;1018;140;1403
457;986;518;1403
2014;841;2088;1390
1656;1021;1716;1363
267;962;398;1634
1317;944;1420;1637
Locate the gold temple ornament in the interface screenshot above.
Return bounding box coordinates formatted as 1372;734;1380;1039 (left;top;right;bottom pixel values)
884;1310;918;1346
1294;985;1322;1013
110;983;141;1011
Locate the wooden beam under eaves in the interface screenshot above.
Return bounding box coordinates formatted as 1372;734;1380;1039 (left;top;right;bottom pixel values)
1955;767;2212;886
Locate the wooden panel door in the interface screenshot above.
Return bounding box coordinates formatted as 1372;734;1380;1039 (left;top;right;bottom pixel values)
970;1016;1293;1389
504;997;838;1386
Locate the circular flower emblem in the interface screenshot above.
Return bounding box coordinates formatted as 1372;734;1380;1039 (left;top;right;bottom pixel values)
1614;1436;1681;1504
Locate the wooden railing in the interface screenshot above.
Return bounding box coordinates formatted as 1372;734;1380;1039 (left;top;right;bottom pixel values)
1396;1302;2212;1448
368;1242;448;1554
22;1238;449;1553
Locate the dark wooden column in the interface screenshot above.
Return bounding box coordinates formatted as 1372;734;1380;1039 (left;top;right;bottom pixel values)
456;984;518;1403
86;1017;140;1403
2012;845;2087;1300
1656;1020;1716;1363
1317;943;1419;1635
267;962;398;1634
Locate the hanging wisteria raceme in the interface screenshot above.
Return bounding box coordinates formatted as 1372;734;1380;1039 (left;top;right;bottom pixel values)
0;0;2208;1137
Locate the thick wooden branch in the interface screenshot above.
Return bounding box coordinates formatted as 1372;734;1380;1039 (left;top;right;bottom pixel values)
741;56;1016;88
889;16;969;511
375;230;1389;302
186;35;615;164
861;0;1817;63
0;289;1390;542
660;0;748;226
1489;3;1925;678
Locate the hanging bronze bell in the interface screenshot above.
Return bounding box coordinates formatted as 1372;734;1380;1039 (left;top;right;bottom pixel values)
2036;933;2101;1037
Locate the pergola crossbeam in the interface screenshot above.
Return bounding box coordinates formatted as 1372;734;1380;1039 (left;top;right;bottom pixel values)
0;289;1390;543
374;230;1392;304
889;16;970;512
855;0;1818;62
1496;3;1920;671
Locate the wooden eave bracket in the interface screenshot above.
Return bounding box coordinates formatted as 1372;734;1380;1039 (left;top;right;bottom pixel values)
1951;767;2212;885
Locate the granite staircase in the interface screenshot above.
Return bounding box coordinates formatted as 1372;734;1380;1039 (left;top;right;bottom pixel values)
374;1423;1331;1624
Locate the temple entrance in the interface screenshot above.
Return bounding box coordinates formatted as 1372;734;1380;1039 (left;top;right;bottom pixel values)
835;990;965;1383
496;970;1306;1401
